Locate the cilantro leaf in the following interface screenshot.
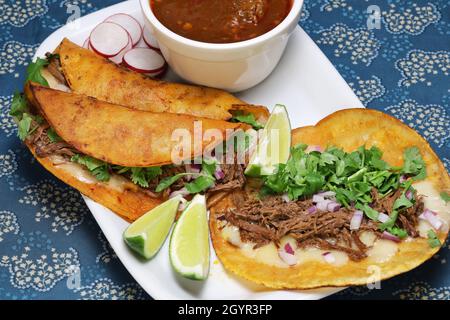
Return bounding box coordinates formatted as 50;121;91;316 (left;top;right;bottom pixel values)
402;147;426;180
440;192;450;203
230;112;264;130
47;128;62;143
129;167;162;188
427;230;441;248
387;227;408;239
9;92;29;119
155;173;191;193
71;154;110;182
18;113;33;141
355;203;380;221
26;58;50;87
186;175;215;194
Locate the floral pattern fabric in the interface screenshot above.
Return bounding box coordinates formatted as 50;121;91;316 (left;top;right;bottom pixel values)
0;0;448;300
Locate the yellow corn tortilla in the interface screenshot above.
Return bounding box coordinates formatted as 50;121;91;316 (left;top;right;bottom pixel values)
210;108;450;289
27;83;244;167
57;38;269;122
26;141;163;222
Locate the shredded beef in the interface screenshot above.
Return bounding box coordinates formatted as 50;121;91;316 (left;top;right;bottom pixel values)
29;124;76;158
208;162;246;193
45;53;67;84
219;190;425;261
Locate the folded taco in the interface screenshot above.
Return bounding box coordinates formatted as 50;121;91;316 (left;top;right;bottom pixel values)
13;82;252;221
46;38;269;123
210;109;450;289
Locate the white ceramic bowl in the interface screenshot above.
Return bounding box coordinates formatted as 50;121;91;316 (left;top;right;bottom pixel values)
140;0;304;92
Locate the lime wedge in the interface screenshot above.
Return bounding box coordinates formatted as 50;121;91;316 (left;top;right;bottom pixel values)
123;195;181;260
169;194;210;280
245;104;291;176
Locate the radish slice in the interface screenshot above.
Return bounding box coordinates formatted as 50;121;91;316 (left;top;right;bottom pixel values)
109;34;133;64
83;38;90;49
143;27;160;50
105;13;142;47
122;47;166;73
89;22;130;58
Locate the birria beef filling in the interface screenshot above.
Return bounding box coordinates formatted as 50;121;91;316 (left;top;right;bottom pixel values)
217;188;424;261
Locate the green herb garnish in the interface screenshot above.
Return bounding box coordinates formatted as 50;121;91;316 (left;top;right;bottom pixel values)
427;230;441;248
47;128;62;143
440;192;450;203
71;154;110;182
26;57;50;87
231;112;264;130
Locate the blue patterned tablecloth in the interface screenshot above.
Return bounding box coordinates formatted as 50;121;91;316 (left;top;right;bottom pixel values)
0;0;448;300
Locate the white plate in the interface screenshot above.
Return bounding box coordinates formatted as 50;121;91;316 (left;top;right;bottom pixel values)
34;0;364;300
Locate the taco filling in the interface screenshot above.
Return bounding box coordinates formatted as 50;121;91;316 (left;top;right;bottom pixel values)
215;143;446;265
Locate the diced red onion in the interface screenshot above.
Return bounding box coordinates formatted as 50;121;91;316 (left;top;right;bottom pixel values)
316;199;332;212
322;252;336;264
278;248;297;266
281;194;291;203
327;201;341;212
306;145;323;153
381;231;400;242
377;212;390;223
399;175;407;183
284;243;295;255
169;187;189;199
185;164;201;174
419;209;443;230
312;195;325;204
307;206;317;214
350;210;363;230
214;168;225;180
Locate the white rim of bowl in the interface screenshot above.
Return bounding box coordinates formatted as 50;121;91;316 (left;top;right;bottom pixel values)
140;0;304;51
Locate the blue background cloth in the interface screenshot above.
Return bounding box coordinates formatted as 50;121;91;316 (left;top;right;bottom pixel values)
0;0;449;300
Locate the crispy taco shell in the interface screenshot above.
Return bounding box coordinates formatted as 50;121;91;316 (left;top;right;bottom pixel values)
27;83;243;167
56;39;269;122
25;141;163;222
210;108;450;289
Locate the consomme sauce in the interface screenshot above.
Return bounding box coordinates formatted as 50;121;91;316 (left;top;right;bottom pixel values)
151;0;292;44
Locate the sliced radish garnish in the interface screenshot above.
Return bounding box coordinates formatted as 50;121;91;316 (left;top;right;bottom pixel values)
122;47;166;73
143;27;160;50
105;13;142;47
83;38;90;49
89;22;130;58
109;34;133;64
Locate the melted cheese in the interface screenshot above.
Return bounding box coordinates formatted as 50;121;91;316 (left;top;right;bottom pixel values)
221;224;348;267
49;155;127;192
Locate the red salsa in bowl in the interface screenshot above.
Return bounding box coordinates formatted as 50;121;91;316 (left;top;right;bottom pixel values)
150;0;292;44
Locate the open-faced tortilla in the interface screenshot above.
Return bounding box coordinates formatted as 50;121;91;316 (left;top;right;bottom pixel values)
56;39;269;122
210;108;450;289
27;83;244;167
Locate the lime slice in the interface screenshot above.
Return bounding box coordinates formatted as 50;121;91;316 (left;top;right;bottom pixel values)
245;104;291;176
123;195;181;260
169;194;210;280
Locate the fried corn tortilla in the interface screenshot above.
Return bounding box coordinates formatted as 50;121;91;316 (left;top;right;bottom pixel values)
27;83;243;167
56;38;269;122
210;108;450;289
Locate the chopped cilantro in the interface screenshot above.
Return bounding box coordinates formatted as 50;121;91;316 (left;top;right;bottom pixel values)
47;128;62;143
18;113;33;141
155;173;191;193
440;192;450;203
26;57;50;87
427;230;441;248
185;175;215;194
71;154;110;182
387;227;408;239
402;147;426;180
128;167;162;188
230;112;264;130
9;92;29;118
